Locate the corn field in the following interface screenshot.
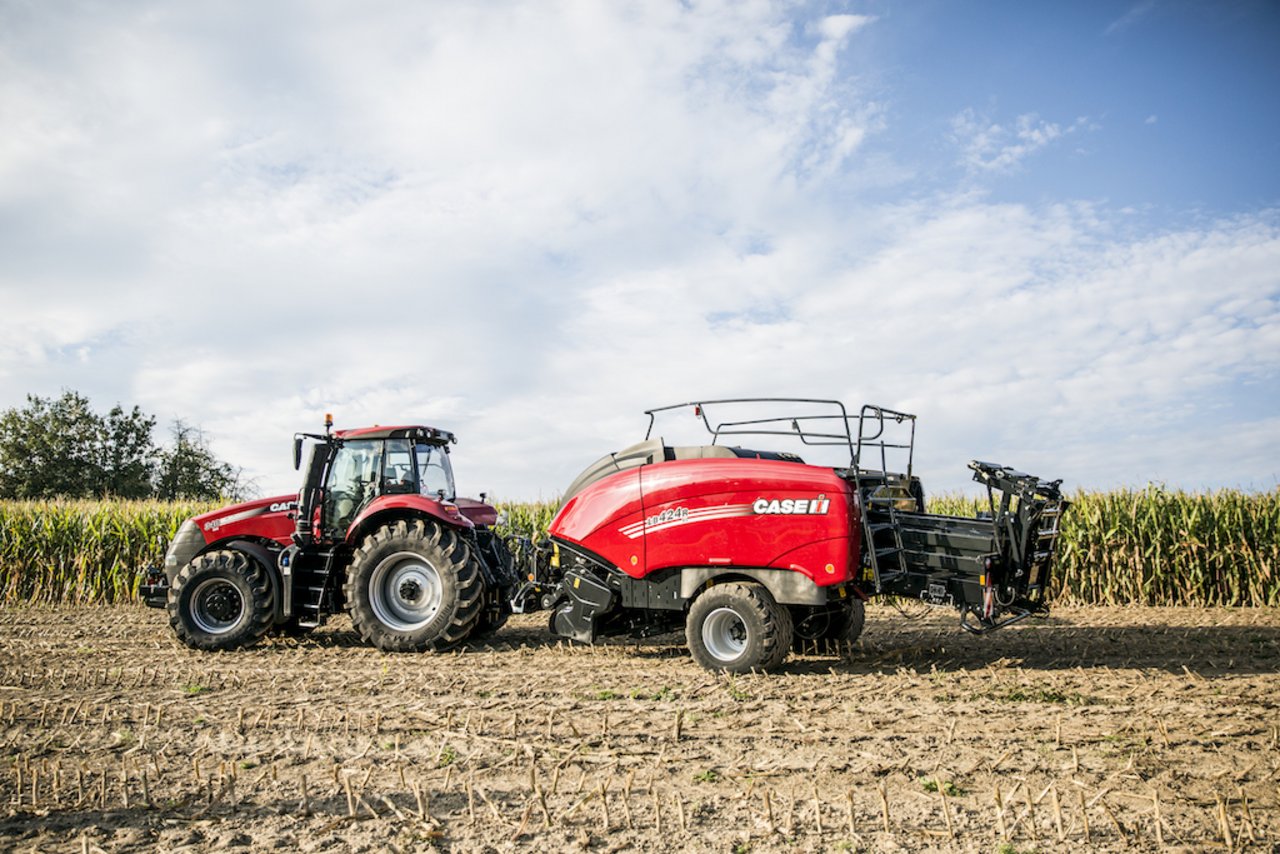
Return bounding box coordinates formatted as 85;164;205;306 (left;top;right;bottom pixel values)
0;500;219;604
0;488;1276;607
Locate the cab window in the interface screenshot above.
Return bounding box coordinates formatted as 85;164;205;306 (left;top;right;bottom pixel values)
382;439;414;494
416;443;454;500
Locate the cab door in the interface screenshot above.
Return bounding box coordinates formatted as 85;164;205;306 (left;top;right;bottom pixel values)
322;439;383;537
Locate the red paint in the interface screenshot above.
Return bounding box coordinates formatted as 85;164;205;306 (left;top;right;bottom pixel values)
192;495;299;548
548;458;860;586
454;497;499;527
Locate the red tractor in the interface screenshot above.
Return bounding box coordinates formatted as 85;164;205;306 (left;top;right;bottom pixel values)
525;399;1070;672
142;417;519;652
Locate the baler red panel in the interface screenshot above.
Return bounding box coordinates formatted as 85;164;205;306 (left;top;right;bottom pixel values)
548;469;645;572
766;536;853;585
637;460;856;587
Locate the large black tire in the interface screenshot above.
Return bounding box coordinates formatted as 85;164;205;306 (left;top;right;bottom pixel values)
469;597;511;639
344;519;484;652
168;549;275;651
686;582;793;673
791;598;866;654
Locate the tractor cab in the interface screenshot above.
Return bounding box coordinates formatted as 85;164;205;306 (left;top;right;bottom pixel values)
292;418;458;545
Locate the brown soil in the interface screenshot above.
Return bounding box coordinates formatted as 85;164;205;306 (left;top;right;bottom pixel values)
1;604;1277;852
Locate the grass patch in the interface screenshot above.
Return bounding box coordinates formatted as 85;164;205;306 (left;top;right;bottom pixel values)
918;776;963;796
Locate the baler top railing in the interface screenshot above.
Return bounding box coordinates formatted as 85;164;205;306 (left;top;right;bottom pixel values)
644;398;859;465
642;399;920;475
854;405;916;479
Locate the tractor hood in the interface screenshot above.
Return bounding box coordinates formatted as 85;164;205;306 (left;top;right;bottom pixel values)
192;494;299;543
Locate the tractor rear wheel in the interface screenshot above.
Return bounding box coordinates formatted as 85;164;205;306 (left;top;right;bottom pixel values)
686;582;793;673
345;519;484;652
168;549;275;651
791;598;866;654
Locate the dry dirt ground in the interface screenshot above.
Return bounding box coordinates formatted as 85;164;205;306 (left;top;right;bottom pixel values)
1;604;1277;853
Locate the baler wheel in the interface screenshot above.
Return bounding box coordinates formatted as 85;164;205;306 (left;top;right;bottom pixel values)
686;582;793;673
168;549;275;651
792;598;866;654
345;519;484;652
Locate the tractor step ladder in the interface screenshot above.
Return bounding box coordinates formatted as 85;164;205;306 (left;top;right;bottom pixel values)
859;482;910;592
293;553;336;628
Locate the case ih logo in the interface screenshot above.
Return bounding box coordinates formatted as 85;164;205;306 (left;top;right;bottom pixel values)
752;495;830;515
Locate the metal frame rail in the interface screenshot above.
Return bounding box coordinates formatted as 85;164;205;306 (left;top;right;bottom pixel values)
643;398;916;476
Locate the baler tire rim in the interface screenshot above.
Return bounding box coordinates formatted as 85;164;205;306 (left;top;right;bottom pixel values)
701;607;749;661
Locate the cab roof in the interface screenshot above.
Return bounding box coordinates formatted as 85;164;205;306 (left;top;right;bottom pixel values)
332;425;455;443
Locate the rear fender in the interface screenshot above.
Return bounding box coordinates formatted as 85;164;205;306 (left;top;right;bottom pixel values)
346;495;474;544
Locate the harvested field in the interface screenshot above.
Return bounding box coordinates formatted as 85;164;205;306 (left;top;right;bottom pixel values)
1;604;1278;852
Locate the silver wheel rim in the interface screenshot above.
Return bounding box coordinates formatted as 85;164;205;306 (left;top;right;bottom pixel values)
701;607;748;661
369;551;443;631
190;577;244;635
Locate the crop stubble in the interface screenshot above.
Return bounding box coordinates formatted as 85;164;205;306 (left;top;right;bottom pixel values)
1;605;1277;852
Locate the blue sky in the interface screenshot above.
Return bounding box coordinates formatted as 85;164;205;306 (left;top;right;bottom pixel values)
858;1;1280;213
0;1;1276;499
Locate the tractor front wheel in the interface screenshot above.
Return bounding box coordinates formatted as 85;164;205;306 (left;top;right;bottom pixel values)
686;582;793;673
168;549;275;651
345;519;484;652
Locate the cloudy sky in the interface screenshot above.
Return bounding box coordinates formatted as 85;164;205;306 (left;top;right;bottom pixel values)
2;0;1277;499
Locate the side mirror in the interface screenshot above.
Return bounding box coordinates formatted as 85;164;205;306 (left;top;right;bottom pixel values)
293;436;303;470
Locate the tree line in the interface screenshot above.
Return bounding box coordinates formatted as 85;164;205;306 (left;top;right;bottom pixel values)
0;391;251;501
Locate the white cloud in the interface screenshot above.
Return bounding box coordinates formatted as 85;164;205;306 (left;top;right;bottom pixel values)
951;109;1091;174
0;2;1276;501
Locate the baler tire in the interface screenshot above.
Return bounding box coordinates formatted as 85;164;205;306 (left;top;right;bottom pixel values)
345;519;484;652
686;582;793;673
791;598;866;654
168;549;275;651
